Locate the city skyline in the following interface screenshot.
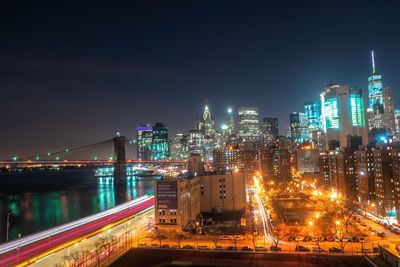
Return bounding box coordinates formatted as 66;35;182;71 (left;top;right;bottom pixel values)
2;1;400;158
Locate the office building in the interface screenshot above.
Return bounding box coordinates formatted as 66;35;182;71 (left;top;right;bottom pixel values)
260;146;292;182
213;145;241;172
290;112;310;143
321;82;368;147
155;176;201;231
188;129;204;156
238;107;260;143
197;102;215;138
394;110;400;140
151;122;169;160
136;124;153;161
261;117;279;147
200;171;246;213
336;147;358;201
170;133;188;160
296;143;319;174
383;86;396;134
226;108;235;135
304;101;322;131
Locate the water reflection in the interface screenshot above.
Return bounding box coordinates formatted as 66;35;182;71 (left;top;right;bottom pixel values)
0;170;156;243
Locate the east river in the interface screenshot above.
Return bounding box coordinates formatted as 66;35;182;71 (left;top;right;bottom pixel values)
0;168;156;243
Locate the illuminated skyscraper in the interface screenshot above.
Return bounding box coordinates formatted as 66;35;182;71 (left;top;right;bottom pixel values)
151;122;169;160
289;112;309;143
304;101;321;131
198;102;215;138
394;109;400;140
226;108;235;135
368;50;384;109
136;124;153;161
261;117;278;146
188;129;204;156
170;133;188;160
321;82;368;147
238;107;260;142
383;86;396;134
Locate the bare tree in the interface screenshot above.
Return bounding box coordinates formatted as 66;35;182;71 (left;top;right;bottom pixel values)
270;223;289;248
150;227;166;246
207;224;221;248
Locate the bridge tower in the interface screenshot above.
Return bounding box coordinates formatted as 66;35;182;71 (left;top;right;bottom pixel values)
113;136;126;183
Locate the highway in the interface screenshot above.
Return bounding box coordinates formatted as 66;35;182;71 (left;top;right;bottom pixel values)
0;195;154;266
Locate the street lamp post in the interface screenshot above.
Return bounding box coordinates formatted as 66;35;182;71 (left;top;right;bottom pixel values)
6;211;12;242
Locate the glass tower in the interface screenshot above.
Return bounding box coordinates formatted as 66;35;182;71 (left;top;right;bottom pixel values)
349;88;365;127
136;125;153;161
151;122;169;160
238;107;260;142
304;101;321;131
368;50;384;109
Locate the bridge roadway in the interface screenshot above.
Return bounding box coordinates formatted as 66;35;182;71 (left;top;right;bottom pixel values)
0;159;188;167
0;195;154;266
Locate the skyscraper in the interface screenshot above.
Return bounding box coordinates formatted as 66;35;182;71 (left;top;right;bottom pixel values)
321;83;368;147
304;101;322;131
368;51;384;109
169;133;188;160
226;108;235;135
197;102;215;138
151;122;169;160
383;86;396;134
261;117;278;146
136;124;153;161
289;112;309;143
238;107;260;142
394;109;400;141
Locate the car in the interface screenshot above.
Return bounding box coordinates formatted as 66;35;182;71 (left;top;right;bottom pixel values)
288;236;296;241
170;245;178;249
377;231;386;237
295;245;310;252
329;247;343;253
160;244;170;248
215;246;224;250
221;236;231;240
313;247;325;253
270;245;281;251
225;246;236;251
150;244;159;248
360;222;367;226
351;236;359;242
182;245;195;249
359;237;366;242
138;243;149;248
255;245;267;251
241;246;253;251
318;236;327;242
197;245;209;250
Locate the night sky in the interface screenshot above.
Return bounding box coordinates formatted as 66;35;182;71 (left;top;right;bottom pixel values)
1;1;400;159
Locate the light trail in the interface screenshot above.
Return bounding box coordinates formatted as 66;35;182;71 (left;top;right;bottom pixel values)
253;191;276;244
0;195;154;266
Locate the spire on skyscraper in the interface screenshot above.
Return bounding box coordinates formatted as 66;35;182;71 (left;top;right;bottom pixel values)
371;50;376;74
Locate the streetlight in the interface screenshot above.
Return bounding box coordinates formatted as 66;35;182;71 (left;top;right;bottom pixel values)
6;211;12;242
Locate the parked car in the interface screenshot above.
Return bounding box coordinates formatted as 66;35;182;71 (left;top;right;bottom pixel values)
360;222;367;226
241;246;253;251
221;236;231;240
313;247;325;253
255;245;267;251
270;245;281;251
225;246;236;251
182;245;195;249
197;245;209;250
150;244;159;248
234;236;244;241
160;244;170;248
351;236;359;242
288;236;296;242
377;231;386;237
295;245;310;252
138;243;149;248
329;247;343;253
215;246;224;250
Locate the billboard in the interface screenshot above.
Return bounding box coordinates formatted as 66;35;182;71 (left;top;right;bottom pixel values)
156;180;178;209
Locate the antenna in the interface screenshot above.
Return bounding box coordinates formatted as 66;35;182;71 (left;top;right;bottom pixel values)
371;50;376;74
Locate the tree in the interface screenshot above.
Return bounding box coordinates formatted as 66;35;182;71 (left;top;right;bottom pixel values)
270;223;289;248
170;229;185;248
207;224;221;248
229;224;243;250
150;227;166;246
